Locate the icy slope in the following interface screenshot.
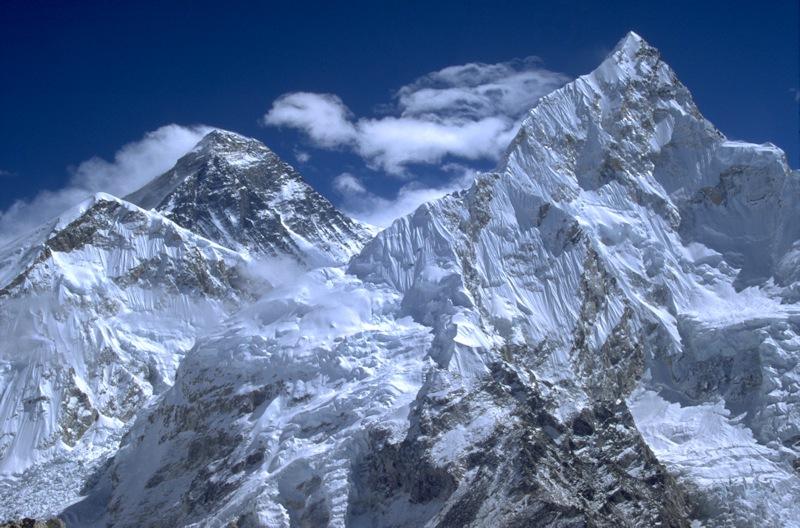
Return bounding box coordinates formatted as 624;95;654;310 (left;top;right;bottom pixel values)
0;132;374;521
64;266;435;527
67;264;688;528
60;32;790;527
349;31;800;525
127;130;373;265
0;194;245;518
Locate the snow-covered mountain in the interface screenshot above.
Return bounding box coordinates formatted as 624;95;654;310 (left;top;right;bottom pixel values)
0;132;374;520
350;32;800;525
3;32;799;527
126;129;373;265
0;194;245;517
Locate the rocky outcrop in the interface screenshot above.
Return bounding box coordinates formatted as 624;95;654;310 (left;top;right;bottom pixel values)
0;194;246;519
0;519;64;528
351;363;691;527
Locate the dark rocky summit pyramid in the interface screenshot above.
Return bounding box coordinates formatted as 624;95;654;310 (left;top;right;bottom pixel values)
127;129;373;264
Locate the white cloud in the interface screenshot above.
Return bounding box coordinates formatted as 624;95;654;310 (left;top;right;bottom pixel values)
333;172;366;194
0;124;211;245
0;169;14;178
262;57;568;174
294;149;311;163
356;116;514;173
397;57;567;120
334;167;476;228
263;92;356;147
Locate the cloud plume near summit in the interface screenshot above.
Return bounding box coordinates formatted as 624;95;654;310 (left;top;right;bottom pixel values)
263;57;569;174
0;124;211;245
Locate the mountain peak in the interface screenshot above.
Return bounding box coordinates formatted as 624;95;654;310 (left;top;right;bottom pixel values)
199;128;247;143
194;129;271;155
592;30;665;86
350;31;800;528
611;30;649;56
187;129;278;169
126;130;372;263
5;30;800;528
507;30;708;194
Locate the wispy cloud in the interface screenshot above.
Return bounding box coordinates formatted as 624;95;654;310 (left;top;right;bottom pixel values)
0;124;211;245
266;92;356;147
263;57;568;175
0;169;15;178
294;149;311;163
333;172;367;194
331;166;476;228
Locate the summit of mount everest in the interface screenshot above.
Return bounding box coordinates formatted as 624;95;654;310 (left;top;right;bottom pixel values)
2;32;799;527
126;129;373;265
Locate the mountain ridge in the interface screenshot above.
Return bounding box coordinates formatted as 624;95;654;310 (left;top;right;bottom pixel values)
0;130;375;518
351;30;800;524
1;31;798;527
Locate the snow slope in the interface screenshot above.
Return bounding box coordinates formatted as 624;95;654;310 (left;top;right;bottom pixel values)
0;128;380;520
0;194;247;518
63;266;435;527
350;31;800;525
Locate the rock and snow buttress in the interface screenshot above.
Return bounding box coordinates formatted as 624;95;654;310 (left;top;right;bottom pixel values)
3;32;800;527
0;133;371;520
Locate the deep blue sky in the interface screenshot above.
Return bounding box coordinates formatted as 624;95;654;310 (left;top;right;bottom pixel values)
1;0;798;212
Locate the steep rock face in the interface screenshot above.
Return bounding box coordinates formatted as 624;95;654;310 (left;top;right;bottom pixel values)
0;194;245;518
350;32;800;525
127;130;373;265
349;363;690;528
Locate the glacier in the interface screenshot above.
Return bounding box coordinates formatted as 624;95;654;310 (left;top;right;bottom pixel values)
1;31;799;527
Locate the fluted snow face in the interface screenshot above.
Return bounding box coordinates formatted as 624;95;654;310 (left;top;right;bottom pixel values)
0;194;245;517
127;130;373;265
352;32;800;524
